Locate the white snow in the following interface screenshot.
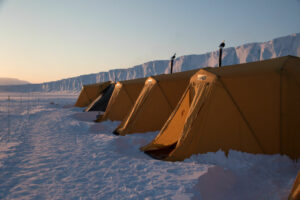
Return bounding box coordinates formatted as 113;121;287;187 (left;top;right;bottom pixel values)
0;92;299;199
187;151;299;200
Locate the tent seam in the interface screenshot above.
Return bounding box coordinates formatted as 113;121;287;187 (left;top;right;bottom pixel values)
175;81;211;154
218;77;266;154
122;85;135;105
118;83;153;133
156;81;174;112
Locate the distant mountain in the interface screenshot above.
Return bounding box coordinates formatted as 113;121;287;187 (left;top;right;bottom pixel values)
0;78;30;86
0;33;299;93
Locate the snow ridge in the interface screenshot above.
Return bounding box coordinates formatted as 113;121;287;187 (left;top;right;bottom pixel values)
0;78;30;86
0;33;299;93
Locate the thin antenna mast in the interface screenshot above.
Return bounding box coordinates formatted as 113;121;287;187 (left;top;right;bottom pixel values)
170;53;176;74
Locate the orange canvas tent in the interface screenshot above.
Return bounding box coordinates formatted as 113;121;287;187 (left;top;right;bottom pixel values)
75;81;112;107
96;77;147;122
114;69;198;135
141;56;300;161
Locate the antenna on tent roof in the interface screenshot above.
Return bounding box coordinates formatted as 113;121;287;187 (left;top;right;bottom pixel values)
170;53;176;74
219;40;225;67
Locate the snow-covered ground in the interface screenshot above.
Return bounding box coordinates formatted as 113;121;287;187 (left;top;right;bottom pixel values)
0;92;299;200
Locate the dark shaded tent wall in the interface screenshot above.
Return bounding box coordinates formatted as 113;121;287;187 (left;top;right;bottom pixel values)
75;81;111;107
85;83;115;112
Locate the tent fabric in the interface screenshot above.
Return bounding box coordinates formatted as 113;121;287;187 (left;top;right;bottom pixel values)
114;69;198;136
75;81;111;107
289;170;300;200
96;77;147;122
141;56;300;161
85;83;115;112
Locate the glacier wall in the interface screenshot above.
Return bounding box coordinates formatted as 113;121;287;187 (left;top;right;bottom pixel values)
0;33;299;93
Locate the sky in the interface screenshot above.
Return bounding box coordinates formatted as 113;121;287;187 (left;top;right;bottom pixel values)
0;0;300;83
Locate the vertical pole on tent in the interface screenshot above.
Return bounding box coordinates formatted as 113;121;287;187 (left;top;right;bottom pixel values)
170;53;176;74
219;40;225;67
219;48;223;67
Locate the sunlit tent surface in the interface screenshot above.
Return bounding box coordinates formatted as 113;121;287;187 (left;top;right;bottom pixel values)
75;81;112;107
96;77;147;122
85;83;115;112
289;170;300;200
141;56;300;161
114;69;198;136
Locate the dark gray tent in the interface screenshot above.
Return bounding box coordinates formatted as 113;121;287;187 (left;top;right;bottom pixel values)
85;83;115;112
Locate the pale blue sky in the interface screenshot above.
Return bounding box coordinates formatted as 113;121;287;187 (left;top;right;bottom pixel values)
0;0;299;83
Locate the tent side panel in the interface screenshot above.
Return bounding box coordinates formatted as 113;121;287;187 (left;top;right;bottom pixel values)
75;82;111;107
115;82;153;134
124;82;146;103
116;82;170;135
142;87;192;151
75;88;90;107
128;83;176;133
100;86;133;122
99;79;146;122
220;73;280;154
159;78;191;108
85;84;115;112
84;86;102;103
